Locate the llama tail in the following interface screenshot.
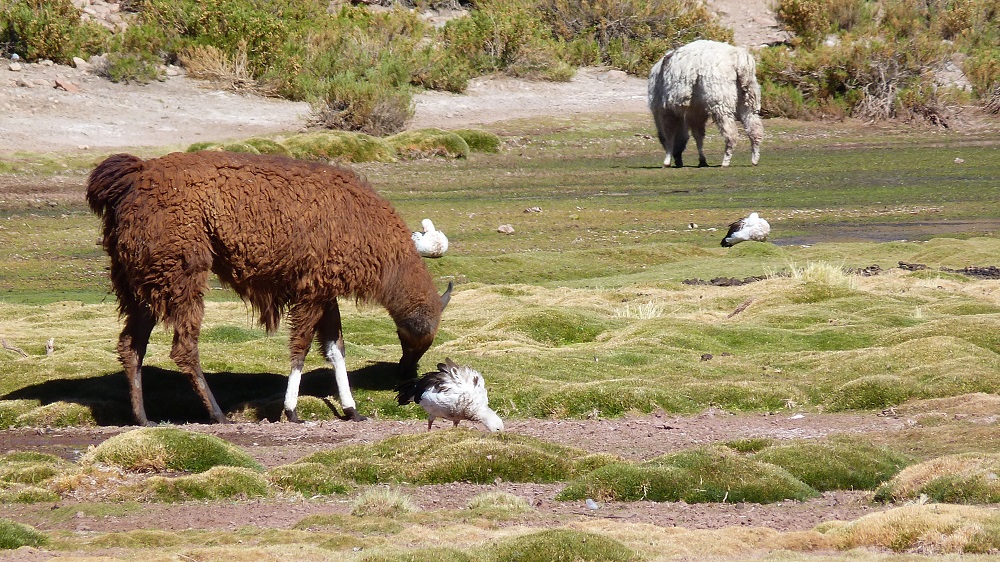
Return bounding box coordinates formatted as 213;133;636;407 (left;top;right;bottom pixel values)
86;153;145;217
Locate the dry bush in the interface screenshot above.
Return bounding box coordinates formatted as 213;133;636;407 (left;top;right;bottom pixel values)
178;43;259;93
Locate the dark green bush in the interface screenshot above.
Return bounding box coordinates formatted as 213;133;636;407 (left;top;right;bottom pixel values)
0;0;109;64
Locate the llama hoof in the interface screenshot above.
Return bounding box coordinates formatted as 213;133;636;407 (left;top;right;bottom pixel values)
698;158;709;168
284;408;302;423
343;407;368;422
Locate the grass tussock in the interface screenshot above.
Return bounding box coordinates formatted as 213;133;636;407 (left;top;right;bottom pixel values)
0;484;59;503
823;503;1000;553
277;131;397;163
487;529;640;562
875;453;1000;504
351;487;418;518
129;466;271;502
299;429;585;485
466;491;534;517
266;462;352;496
83;427;263;473
754;437;913;491
0;518;48;550
0;451;74;485
558;445;818;503
387;129;470;160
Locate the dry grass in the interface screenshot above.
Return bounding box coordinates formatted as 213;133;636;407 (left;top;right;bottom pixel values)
351;486;419;517
825;503;1000;553
178;43;259;93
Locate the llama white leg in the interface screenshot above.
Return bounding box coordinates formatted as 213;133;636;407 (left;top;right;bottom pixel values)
717;115;739;168
283;366;302;419
325;341;364;421
744;114;764;166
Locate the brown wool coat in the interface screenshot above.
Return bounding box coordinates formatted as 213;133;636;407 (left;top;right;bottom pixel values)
87;151;447;424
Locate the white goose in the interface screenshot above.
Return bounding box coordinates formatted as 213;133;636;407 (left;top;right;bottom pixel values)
412;218;448;258
721;212;770;247
395;358;504;432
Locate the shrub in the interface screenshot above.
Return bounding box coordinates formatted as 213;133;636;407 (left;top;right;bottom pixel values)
441;0;567;79
104;51;163;84
537;0;732;75
83;427;263;473
0;0;109;64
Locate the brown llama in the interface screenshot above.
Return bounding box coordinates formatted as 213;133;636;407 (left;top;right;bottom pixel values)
86;151;452;425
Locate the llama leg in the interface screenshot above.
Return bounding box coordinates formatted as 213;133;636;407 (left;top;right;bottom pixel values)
671;116;689;168
742;112;764;166
716;114;740;167
168;284;228;423
652;108;675;168
118;306;156;426
317;301;365;422
690;118;709;168
284;303;322;423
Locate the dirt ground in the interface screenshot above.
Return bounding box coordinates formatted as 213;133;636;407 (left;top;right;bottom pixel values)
1;411;905;541
0;2;941;553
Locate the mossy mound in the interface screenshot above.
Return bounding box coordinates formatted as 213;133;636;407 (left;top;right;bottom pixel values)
300;429;586;485
386;128;470;159
0;451;73;485
875;453;1000;504
0;518;47;550
754;438;912;491
282;131;396;162
132;466;271;502
488;529;640;562
83;427;263;473
267;462;352;496
559;445;817;504
454;128;502;153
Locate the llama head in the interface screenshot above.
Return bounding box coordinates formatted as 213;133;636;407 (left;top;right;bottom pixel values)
395;282;453;375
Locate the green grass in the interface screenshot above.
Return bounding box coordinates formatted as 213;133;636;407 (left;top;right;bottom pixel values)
0;519;47;550
83;427;264;473
299;429;587;485
558;445;818;504
130;466;271;502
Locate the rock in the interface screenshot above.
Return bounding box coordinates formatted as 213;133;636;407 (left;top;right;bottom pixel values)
55;79;81;93
497;224;515;235
9;62;21;71
73;57;90;71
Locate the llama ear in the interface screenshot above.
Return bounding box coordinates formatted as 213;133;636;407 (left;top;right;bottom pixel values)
440;282;453;310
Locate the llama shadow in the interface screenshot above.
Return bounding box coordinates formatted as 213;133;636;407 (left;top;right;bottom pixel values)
2;360;409;426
